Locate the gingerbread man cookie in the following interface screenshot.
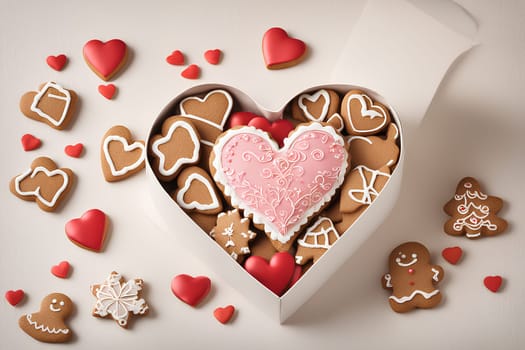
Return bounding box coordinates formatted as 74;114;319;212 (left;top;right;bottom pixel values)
382;242;444;313
91;271;149;328
9;156;75;212
443;177;507;238
210;209;257;261
18;293;73;343
20;82;78;130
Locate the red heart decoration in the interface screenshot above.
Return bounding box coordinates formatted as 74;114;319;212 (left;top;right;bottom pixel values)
442;246;463;265
288;265;303;289
171;274;211;307
262;27;306;69
213;305;235;324
46;54;67;71
484;275;503;293
98;84;117;100
21;133;41;151
227;111;259;128
83;39;127;81
244;252;295;296
204;49;222;65
5;289;25;306
247;117;295;147
65;143;84;158
51;261;71;278
181;64;200;80
65;209;107;252
166;50;185;65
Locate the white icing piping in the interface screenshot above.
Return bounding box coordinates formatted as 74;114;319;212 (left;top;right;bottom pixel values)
179;89;233;130
176;172;220;211
389;289;439;304
26;314;69;335
30;82;71;127
14;166;69;208
298;89;330;122
346;93;388;134
102;135;145;177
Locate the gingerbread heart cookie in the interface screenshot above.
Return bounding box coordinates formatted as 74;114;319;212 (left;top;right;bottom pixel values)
19;82;78;130
19;293;73;343
348;123;400;170
9;157;74;212
83;39;128;81
291;88;340;123
341;89;391;136
173;166;223;215
101;125;145;182
149;116;201;182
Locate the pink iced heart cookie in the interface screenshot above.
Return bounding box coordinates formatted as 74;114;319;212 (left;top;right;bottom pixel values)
211;123;348;251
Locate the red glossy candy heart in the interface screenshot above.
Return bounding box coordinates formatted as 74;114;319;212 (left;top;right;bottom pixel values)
227;111;259;129
64;143;84;158
51;261;70;278
442;246;463;265
65;209;107;252
166;50;185;66
83;39;127;81
181;64;200;80
244;252;295;296
5;289;25;306
262;27;306;69
213;305;235;324
98;84;117;100
484;275;503;293
21;134;41;151
248;117;294;147
204;49;222;65
46;54;67;71
171;274;211;307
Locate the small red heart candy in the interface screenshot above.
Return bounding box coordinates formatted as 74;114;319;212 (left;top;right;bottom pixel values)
204;49;222;65
247;117;295;147
244;252;295;296
166;50;185;66
98;84;117;100
21;134;41;151
181;64;200;79
213;305;235;324
484;275;503;293
171;274;211;307
442;246;463;265
65;209;108;252
227;111;260;129
46;54;67;71
65;143;84;158
51;261;71;278
262;27;306;69
5;289;25;306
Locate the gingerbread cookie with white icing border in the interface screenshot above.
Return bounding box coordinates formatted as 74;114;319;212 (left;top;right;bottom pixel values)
443;177;507;239
210;209;257;261
348;123;400;170
100;125;145;182
149;116;201;182
210;122;349;252
9;156;74;212
291;89;340;123
341;89;391;136
295;216;341;265
340;165;391;213
20;82;78;130
173;166;223;215
91;271;149;328
382;242;444;313
19;293;73;343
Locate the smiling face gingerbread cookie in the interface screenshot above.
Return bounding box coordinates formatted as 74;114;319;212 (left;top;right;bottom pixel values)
19;293;73;343
381;242;444;313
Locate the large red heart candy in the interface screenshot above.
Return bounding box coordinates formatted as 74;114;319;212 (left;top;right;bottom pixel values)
484;275;503;293
441;246;463;265
170;274;211;307
262;27;306;69
5;289;25;306
65;209;108;252
247;116;294;147
244;252;296;296
83;39;128;81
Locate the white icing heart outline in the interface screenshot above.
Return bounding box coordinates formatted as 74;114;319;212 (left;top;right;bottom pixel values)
346;93;388;133
15;166;69;208
176;172;221;211
102;135;145;177
151;120;200;177
30;82;72;127
298;89;330;122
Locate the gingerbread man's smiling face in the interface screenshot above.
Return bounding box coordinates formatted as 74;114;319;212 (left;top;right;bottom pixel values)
389;242;430;272
42;293;73;318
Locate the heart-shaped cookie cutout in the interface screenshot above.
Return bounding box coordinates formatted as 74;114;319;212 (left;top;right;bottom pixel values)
83;39;128;81
101;125;145;182
147;83;403;322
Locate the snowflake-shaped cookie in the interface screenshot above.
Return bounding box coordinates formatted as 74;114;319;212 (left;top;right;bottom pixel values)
91;271;149;328
210;209;256;261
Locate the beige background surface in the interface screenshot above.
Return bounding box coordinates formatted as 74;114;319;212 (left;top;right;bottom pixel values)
0;0;523;349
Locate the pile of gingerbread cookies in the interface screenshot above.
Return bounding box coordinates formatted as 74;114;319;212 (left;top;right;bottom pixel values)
147;86;401;296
